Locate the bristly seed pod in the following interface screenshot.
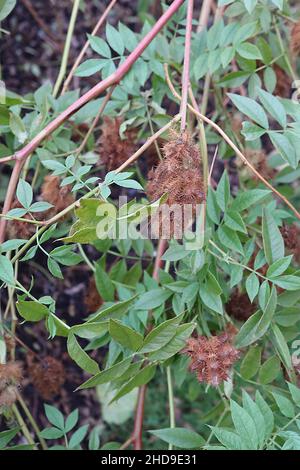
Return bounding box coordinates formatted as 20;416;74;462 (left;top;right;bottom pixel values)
147;130;205;237
183;328;239;387
98;116;137;171
0;362;22;407
27;354;65;400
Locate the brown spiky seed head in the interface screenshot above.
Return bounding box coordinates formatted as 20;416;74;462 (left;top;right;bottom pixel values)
98;116;136;171
147;130;204;205
0;362;22;407
147;131;205;237
183;330;239;387
27;354;65;400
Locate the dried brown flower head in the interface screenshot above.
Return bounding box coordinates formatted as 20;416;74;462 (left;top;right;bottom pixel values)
98;116;137;171
27;354;65;400
0;362;22;407
291;21;300;56
84;276;103;313
41;175;74;218
183;330;239;387
226;289;256;322
146;130;205;237
7;200;36;239
280;223;298;250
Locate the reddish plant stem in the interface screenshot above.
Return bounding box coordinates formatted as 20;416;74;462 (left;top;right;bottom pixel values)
0;159;25;241
0;0;184;243
132;239;167;450
132;384;147;450
62;0;118;94
180;0;194;131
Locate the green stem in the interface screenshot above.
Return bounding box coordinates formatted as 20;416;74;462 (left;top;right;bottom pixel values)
15;280;70;332
166;365;175;451
12;404;36;448
53;0;81;98
17;392;48;450
267;411;300;449
274;20;298;83
205;408;228;447
78;244;95;272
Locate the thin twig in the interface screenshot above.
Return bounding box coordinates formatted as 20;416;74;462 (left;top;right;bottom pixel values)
132;383;147;450
197;0;213;33
53;0;81;97
12;404;36;448
17;392;48;450
188;87;208;192
0;159;24;242
166;365;175;451
209;145;218;185
180;0;194;131
62;0;118;94
164;64;300;221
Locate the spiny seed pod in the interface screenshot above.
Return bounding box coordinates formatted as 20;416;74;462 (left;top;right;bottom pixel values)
41;175;74;218
98;116;137;171
27;354;65;400
147;130;205;237
183;329;239;387
291;21;300;56
0;362;22;407
226;290;256;322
